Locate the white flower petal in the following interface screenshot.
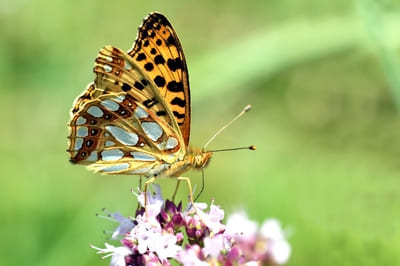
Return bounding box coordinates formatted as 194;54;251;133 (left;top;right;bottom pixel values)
110;247;132;266
260;219;285;241
270;239;291;264
225;211;258;238
91;243;131;266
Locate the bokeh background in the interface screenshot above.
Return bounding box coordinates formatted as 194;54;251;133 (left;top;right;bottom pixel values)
1;0;400;265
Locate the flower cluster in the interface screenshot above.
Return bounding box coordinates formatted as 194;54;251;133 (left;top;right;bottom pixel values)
92;185;291;266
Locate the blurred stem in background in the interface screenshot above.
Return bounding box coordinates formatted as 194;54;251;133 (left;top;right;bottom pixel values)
192;10;400;108
356;0;400;112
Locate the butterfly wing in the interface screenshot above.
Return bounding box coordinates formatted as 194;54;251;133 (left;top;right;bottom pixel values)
68;92;182;175
128;12;191;145
67;13;189;176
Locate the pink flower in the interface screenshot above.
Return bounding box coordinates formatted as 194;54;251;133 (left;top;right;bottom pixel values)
202;234;230;258
225;211;291;265
91;185;291;265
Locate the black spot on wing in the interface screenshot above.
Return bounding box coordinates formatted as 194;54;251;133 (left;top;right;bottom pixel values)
173;111;185;119
122;83;132;91
154;55;165;65
90;128;99;136
170;97;185;107
143;98;158;108
85;139;94;147
156;110;166;116
133;81;144;90
166;81;184;92
167;58;182;72
154;76;166;87
136;53;146;61
144;63;154;71
166;35;177;46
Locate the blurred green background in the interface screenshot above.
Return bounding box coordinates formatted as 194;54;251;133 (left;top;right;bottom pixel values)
1;0;400;265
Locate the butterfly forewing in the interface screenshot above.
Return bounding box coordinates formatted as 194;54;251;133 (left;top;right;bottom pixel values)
128;13;191;145
93;46;175;134
68;12;190;176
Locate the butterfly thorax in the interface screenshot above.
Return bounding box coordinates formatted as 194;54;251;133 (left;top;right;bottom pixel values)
160;149;212;178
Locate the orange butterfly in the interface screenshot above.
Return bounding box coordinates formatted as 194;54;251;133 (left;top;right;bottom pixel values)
67;12;253;206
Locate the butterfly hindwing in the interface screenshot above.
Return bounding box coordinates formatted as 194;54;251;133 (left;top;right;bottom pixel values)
68;92;183;175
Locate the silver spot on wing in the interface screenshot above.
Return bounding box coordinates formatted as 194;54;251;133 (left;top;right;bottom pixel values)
98;163;130;172
101;149;124;161
127;167;151;175
103;64;112;72
101;99;120;111
76;116;86;125
165;137;178;150
84;152;98;162
131;152;156;161
76;127;88;137
106;126;139;146
74;138;83;150
134;106;149;119
87;106;104;117
142;122;163;141
105;140;116;147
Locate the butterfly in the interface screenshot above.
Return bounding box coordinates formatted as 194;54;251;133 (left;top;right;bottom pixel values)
67;12;214;201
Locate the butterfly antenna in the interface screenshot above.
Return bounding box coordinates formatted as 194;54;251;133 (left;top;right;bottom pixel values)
209;145;256;153
203;104;252;149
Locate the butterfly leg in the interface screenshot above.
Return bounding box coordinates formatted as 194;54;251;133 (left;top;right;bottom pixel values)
171;179;181;202
139;176;143;190
177;176;198;214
